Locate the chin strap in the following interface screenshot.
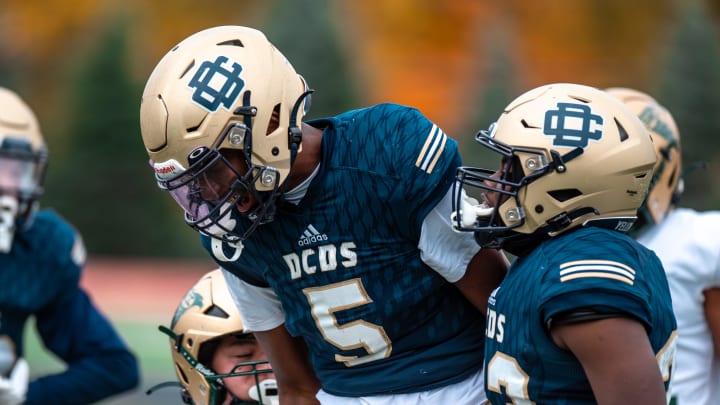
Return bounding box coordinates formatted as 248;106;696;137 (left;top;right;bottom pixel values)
145;381;184;397
287;88;315;167
543;207;598;233
273;88;315;212
147;326;223;396
549;147;583;174
146;326;200;397
487;207;598;257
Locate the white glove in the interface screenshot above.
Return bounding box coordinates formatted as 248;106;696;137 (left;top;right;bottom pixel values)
248;379;279;405
0;358;29;405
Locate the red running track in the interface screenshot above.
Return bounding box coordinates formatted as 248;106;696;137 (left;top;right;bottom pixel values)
80;257;215;321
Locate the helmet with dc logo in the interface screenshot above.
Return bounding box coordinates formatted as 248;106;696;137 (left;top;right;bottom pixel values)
452;83;656;255
140;26;313;243
605;87;682;229
0;87;48;253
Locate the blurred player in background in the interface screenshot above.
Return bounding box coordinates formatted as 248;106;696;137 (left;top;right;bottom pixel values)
608;87;720;405
159;269;277;405
139;25;508;404
0;86;139;404
452;83;677;404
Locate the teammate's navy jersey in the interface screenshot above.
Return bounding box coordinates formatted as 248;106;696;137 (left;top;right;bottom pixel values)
0;209;139;405
202;103;485;396
483;227;677;404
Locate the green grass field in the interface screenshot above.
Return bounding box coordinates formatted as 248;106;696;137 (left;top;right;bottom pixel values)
25;319;183;405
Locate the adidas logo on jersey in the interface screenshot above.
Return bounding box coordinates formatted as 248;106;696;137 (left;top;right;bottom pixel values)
297;224;328;246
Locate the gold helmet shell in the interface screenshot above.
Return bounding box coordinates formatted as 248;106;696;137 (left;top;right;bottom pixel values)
0;87;48;233
0;87;45;154
140;25;308;186
454;83;656;251
605;87;682;225
139;26;312;241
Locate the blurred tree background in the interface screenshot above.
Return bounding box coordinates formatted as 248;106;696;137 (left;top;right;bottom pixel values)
0;0;719;259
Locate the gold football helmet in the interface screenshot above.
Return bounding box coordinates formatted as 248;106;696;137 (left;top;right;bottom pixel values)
0;87;48;252
158;269;275;405
605;87;682;227
452;83;656;253
140;26;313;242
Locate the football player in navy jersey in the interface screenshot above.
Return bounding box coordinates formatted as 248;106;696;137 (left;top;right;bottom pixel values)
139;25;509;404
451;83;677;404
0;86;139;404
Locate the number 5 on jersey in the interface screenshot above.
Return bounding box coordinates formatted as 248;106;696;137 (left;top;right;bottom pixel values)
303;278;392;367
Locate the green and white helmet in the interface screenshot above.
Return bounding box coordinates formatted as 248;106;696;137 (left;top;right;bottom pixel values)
605;87;682;228
162;269;275;405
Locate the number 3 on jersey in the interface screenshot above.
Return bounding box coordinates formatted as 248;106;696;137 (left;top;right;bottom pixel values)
486;332;677;404
303;278;392;367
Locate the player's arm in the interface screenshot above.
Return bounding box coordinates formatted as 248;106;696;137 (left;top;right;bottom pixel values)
551;316;667;405
29;288;140;405
222;269;320;403
419;186;509;313
454;248;508;313
253;326;320;404
28;231;139;405
703;287;720;357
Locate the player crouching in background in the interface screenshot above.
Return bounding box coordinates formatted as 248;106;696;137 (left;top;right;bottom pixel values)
152;269;277;405
0;86;139;405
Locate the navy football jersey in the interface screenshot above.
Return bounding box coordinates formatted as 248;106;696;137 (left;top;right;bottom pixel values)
202;103;486;395
483;226;677;404
0;209;139;405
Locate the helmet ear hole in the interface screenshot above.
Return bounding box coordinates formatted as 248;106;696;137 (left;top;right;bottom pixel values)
198;340;218;367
